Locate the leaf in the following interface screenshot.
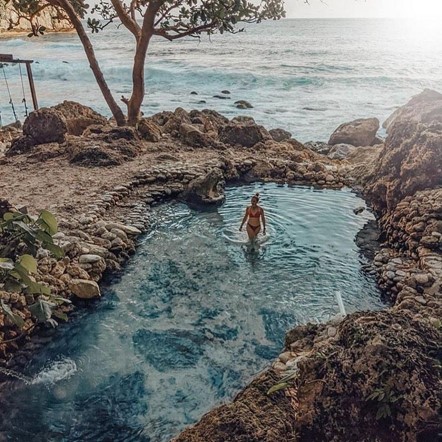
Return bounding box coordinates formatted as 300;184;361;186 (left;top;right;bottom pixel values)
19;254;38;274
29;299;53;323
4;279;23;293
52;309;68;322
0;258;14;270
39;210;58;235
44;242;64;259
3;212;15;221
267;382;288;395
0;300;25;328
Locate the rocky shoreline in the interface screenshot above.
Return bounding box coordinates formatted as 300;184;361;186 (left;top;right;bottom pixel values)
0;90;441;441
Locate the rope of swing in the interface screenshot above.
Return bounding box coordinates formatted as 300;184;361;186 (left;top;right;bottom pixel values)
1;63;18;122
18;62;29;117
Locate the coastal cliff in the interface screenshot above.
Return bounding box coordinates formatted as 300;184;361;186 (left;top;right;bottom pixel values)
0;1;72;34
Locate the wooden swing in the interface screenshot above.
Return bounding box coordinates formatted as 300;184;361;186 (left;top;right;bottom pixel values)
0;53;38;127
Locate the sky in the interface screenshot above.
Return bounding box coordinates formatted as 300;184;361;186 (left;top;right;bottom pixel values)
286;0;442;19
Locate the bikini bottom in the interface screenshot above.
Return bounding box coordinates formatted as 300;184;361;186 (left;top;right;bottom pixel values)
247;223;260;232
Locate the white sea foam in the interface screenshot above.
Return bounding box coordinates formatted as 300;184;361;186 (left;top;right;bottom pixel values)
1;19;441;139
31;358;78;385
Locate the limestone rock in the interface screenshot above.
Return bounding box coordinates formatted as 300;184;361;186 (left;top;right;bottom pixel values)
328;117;380;147
327;143;357;160
219;122;270;148
179;123;215;148
23;108;68;145
138;118;162;142
52;101;107;136
269;128;292;142
383;89;442;133
182;168;226;207
69;279;101;299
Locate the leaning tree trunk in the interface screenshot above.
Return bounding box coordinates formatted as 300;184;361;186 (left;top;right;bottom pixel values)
126;6;157;126
49;0;127;126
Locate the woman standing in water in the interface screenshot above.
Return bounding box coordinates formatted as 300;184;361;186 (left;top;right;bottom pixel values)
239;193;266;239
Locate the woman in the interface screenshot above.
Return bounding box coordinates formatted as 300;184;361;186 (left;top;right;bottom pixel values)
239;193;266;240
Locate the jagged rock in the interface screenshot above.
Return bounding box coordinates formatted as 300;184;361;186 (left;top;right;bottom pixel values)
364;120;442;213
304;141;332;155
327;143;357;160
179;123;216;148
52;101;108;136
23;108;68;145
138;118;162;142
383;89;442;132
269;128;292;142
219;122;271;148
69;279;101;299
6;135;36;156
328;117;380;147
182;168;225;207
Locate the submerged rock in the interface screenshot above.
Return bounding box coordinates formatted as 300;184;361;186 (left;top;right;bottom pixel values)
328;117;380;147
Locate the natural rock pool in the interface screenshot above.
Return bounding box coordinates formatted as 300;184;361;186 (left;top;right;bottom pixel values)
0;184;384;441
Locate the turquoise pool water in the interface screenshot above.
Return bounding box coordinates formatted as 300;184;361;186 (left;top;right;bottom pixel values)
0;184;384;441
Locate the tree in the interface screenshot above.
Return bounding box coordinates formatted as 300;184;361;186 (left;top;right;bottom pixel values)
6;0;286;126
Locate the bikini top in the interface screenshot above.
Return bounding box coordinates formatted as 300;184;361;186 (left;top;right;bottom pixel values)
248;207;261;218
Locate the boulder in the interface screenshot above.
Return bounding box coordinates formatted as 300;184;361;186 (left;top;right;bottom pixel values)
304;141;332;155
269;128;292;142
327;143;357;160
6;135;36;156
219;121;270;148
179;123;215;148
138;118;162;142
328;117;380;147
23;108;67;145
234;100;253;109
383;89;442;133
52;101;108;136
182;168;225;207
69;279;100;299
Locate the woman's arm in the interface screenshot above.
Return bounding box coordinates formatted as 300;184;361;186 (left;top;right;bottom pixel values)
261;208;266;234
239;208;249;231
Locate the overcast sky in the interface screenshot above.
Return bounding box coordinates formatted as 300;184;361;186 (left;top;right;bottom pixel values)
286;0;442;19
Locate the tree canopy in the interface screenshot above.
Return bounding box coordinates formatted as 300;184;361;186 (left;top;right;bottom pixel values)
5;0;286;125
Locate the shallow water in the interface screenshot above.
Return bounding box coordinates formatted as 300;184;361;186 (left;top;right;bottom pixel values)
0;184;384;441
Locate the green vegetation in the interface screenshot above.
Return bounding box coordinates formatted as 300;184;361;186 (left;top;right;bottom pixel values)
0;207;69;328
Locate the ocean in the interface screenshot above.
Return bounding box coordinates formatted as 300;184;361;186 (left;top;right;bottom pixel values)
0;18;441;141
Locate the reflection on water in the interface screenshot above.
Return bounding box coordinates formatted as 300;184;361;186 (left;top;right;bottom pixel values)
0;184;384;442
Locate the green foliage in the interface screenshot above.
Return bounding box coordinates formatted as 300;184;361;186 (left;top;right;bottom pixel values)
267;370;298;395
366;386;402;420
0;210;69;329
88;0;286;37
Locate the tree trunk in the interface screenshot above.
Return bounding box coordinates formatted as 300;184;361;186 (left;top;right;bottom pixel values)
127;6;157;126
49;0;127;126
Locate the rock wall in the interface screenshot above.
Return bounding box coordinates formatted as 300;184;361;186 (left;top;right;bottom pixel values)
0;1;72;34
